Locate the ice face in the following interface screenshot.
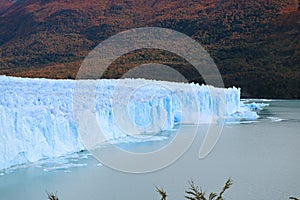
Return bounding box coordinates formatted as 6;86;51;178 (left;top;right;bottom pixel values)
0;76;84;170
0;76;257;170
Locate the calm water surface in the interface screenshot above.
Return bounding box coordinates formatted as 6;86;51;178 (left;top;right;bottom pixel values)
0;100;299;200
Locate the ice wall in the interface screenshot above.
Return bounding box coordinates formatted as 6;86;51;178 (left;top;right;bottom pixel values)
0;76;254;170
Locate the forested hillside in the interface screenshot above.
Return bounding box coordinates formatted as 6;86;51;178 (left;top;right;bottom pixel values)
0;0;299;98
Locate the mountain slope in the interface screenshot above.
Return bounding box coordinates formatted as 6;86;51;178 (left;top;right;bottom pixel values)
0;0;299;98
0;0;13;13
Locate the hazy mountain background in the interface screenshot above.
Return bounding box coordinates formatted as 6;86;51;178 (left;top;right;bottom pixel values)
0;0;299;98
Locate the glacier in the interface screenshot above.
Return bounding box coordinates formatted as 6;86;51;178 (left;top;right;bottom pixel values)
0;75;262;170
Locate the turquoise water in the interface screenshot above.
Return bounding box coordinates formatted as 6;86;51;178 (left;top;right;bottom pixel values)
0;100;299;200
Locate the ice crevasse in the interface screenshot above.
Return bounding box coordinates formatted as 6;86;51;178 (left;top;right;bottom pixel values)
0;76;259;170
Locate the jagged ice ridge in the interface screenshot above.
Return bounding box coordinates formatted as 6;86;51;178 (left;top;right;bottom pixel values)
0;76;262;170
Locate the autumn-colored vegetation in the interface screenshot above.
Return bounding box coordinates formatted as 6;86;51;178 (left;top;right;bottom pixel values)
0;0;12;13
0;0;299;98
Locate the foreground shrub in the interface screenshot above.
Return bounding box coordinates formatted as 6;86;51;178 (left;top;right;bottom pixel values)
156;178;233;200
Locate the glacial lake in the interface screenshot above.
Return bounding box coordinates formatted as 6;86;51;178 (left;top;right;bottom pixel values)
0;100;299;200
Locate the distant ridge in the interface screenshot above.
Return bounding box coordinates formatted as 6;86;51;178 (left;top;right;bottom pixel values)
0;0;299;98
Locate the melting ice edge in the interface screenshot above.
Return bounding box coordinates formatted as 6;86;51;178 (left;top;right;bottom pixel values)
0;76;266;170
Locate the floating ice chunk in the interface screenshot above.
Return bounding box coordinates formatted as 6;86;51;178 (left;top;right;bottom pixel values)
267;117;285;122
244;102;269;111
